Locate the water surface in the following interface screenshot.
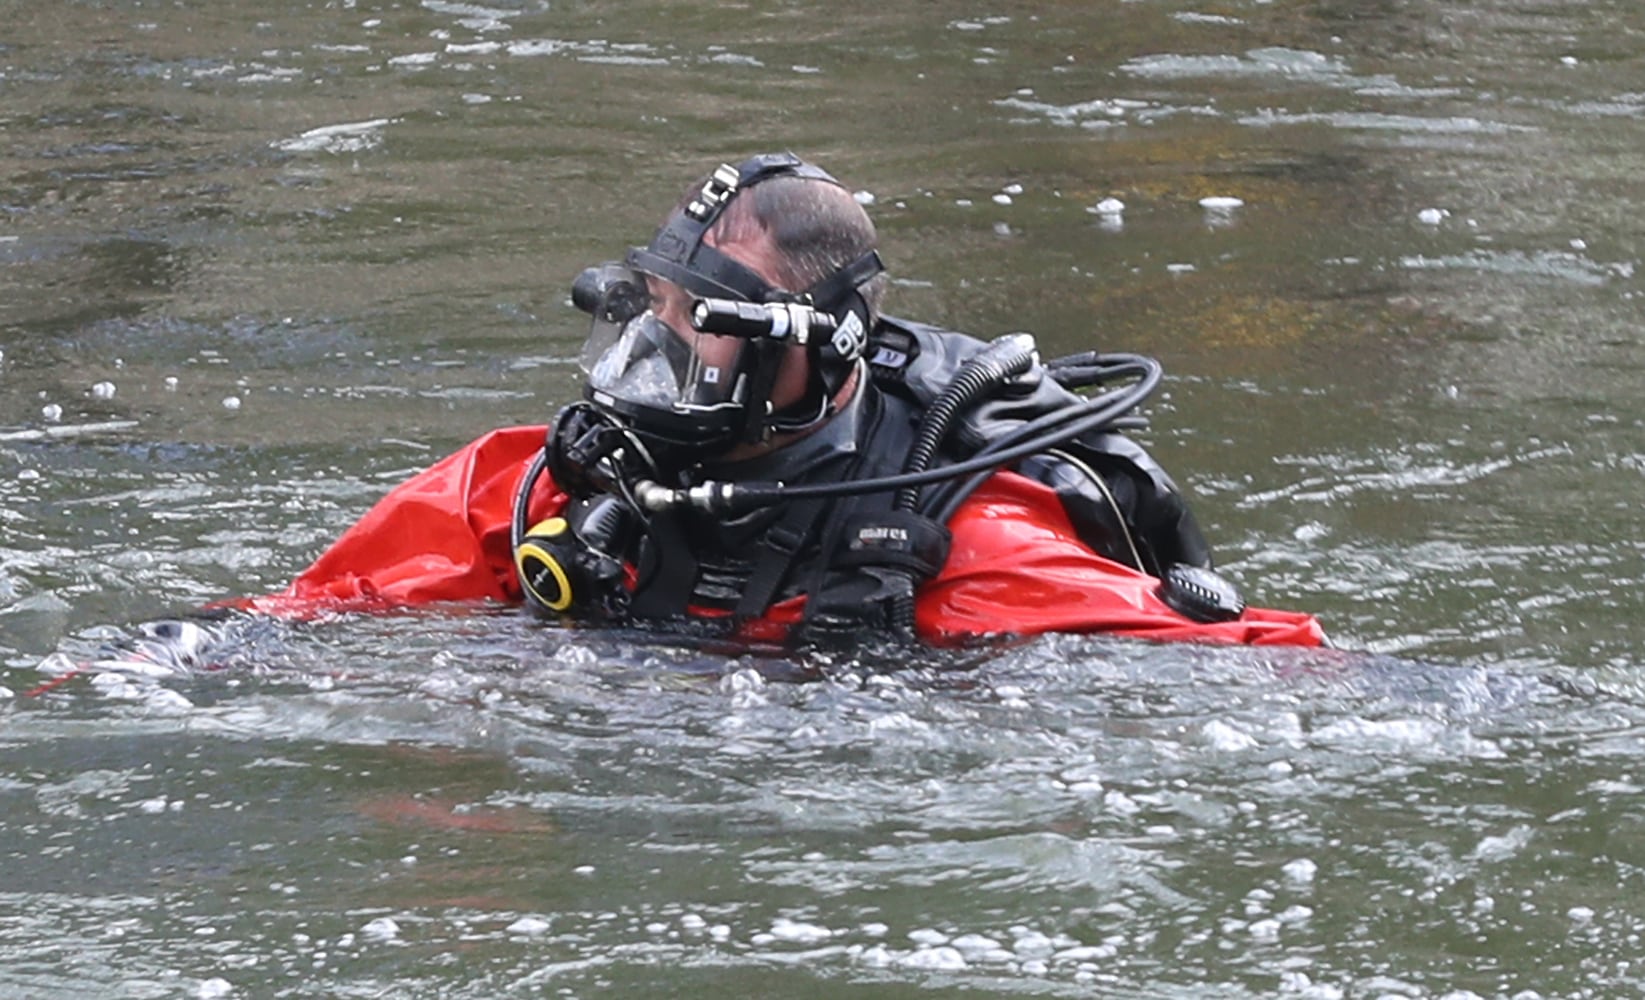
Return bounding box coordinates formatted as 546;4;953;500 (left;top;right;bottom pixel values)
5;1;1645;996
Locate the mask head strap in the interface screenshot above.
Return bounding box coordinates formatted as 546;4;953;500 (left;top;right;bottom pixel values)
626;152;841;304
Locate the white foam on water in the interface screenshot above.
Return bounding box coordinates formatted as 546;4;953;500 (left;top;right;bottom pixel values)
1202;719;1259;752
769;917;832;943
1468;825;1533;863
507;916;551;935
388;52;439;68
195;978;233;999
901;946;967;970
274;119;394;154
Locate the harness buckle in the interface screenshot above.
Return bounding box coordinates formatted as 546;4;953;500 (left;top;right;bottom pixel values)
686;164;741;221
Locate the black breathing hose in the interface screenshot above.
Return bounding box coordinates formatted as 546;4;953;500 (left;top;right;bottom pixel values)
919;353;1161;524
894;333;1038;512
511;448;553;553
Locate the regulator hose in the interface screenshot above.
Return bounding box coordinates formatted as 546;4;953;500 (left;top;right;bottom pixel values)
919;352;1162;525
881;333;1036;634
894;332;1038;513
511;446;553;553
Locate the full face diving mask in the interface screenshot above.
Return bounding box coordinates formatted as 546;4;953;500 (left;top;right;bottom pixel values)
572;261;769;450
568;153;884;456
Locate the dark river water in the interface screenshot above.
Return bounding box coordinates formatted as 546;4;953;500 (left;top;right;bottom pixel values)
6;1;1645;996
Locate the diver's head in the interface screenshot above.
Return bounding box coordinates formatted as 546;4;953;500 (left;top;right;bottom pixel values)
571;153;885;467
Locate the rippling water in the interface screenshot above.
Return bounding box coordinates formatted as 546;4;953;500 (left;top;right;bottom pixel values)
6;1;1645;996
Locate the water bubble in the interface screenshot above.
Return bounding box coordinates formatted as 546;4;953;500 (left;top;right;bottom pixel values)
507;916;551;935
853;190;876;206
1201;196;1243;228
92;381;116;399
1013;930;1055;957
1003;183;1023;195
1282;857;1318;883
949;933;1002;955
195;978;233;999
1091;197;1125;215
1418;207;1449;225
991;193;1013;205
904;946;967;970
770;917;832;942
360;917;400;941
41;403;62;422
165;376;179;390
223;396;243;410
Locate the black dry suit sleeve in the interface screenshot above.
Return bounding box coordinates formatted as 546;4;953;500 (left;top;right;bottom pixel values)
1017;435;1213;577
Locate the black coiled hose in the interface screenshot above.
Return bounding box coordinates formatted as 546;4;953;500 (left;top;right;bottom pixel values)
885;333;1038;634
894;332;1038;512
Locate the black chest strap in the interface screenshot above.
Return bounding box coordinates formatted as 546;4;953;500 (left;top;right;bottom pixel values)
733;494;834;619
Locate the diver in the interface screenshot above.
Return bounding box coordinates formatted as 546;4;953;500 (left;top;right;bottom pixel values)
247;153;1324;647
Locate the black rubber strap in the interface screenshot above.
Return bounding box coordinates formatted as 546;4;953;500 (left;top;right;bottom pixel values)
627;510;700;619
734;496;831;619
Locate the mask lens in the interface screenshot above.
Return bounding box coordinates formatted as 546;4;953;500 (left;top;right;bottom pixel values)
584;307;747;411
